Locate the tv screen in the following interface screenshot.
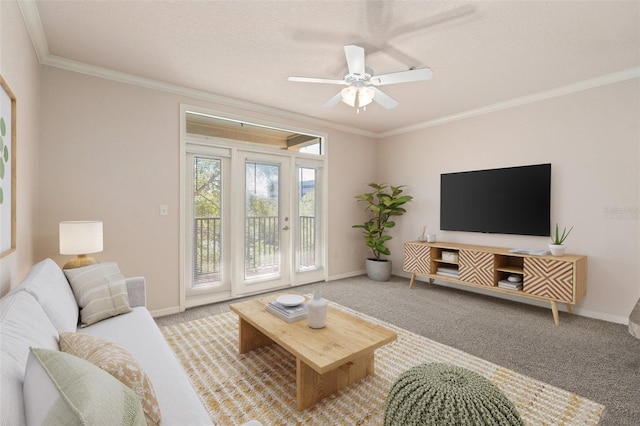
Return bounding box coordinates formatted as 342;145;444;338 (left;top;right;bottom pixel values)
440;164;551;236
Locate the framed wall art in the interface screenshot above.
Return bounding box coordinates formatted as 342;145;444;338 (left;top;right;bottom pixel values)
1;75;16;258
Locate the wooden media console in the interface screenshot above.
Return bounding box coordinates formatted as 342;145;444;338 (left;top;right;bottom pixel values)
403;241;587;325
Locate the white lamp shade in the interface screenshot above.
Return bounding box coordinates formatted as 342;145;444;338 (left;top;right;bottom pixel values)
59;221;103;255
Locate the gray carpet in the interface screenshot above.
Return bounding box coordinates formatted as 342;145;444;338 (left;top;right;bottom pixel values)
155;275;640;425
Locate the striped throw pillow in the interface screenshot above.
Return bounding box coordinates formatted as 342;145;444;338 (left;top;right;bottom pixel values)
64;262;132;327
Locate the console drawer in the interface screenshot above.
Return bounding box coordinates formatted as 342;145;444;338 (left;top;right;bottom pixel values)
403;242;431;275
459;250;494;287
523;257;574;302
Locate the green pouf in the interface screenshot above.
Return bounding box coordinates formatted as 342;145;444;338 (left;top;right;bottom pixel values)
385;363;524;426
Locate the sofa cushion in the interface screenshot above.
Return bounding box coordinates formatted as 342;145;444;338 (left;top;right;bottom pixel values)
64;262;132;327
0;291;60;426
17;258;79;332
23;348;145;426
59;332;161;426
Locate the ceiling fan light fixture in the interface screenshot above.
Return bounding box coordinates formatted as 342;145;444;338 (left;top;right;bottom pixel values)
341;86;357;107
341;86;374;112
358;86;375;107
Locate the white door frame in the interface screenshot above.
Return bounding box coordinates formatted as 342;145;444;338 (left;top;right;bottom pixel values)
179;104;328;311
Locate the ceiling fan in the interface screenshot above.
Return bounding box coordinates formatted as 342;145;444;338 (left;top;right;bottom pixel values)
287;45;433;113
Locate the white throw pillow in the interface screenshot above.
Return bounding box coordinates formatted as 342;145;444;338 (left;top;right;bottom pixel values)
23;347;145;425
18;258;80;332
64;262;132;327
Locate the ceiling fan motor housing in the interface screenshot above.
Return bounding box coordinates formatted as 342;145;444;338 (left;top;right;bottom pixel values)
344;67;374;87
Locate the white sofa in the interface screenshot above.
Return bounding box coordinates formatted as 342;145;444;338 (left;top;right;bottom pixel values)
1;258;212;425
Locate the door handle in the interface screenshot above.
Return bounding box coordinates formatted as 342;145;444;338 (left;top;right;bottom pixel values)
282;225;290;231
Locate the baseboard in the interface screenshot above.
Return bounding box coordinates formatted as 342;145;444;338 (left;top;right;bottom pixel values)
149;306;181;318
570;307;628;325
327;270;366;281
394;269;629;325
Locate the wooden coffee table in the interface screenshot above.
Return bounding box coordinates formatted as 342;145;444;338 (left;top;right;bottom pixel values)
229;296;397;410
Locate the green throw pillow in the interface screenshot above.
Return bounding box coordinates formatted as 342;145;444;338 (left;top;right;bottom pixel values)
23;347;145;426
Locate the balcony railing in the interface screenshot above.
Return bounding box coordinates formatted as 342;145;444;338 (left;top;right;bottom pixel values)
193;217;221;284
193;216;316;284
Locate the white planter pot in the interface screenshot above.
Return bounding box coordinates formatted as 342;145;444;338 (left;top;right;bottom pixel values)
548;244;566;256
366;259;392;281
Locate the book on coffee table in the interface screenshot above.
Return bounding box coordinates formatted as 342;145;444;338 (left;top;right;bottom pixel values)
266;301;307;323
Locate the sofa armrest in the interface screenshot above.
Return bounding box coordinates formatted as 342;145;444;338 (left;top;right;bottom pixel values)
126;277;147;307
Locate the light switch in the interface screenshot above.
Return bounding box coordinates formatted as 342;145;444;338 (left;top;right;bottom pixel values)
160;205;169;216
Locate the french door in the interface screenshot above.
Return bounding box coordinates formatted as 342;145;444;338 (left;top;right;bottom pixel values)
183;142;324;308
234;151;291;294
184;146;231;301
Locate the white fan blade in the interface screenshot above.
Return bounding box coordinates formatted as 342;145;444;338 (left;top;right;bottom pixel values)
370;68;433;86
288;76;346;85
344;45;366;76
371;87;399;109
322;92;343;108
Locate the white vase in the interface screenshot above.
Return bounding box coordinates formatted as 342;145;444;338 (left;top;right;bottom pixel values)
307;291;327;329
549;244;566;256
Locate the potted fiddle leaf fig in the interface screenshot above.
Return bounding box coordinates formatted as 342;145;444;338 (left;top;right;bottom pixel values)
549;224;573;256
353;183;413;281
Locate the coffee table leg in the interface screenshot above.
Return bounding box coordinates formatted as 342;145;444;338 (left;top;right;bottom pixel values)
296;351;375;410
237;317;274;354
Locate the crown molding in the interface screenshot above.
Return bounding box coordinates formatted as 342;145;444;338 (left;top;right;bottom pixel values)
40;55;378;139
17;0;49;63
379;67;640;138
19;0;640;140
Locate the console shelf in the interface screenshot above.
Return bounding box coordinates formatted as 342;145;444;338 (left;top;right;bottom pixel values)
403;241;587;325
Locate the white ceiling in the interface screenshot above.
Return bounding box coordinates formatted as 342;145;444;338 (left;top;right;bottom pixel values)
22;1;640;135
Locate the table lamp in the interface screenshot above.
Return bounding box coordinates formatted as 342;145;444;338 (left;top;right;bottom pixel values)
59;221;103;269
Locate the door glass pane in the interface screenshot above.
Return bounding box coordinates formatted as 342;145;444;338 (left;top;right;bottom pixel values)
245;162;280;279
298;167;317;271
193;156;222;286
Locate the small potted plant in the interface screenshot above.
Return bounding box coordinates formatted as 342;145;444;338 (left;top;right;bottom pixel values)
352;183;412;281
549;224;573;256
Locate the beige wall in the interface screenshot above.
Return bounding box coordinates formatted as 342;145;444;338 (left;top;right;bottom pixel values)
36;67;375;312
3;0;638;323
377;79;640;323
0;1;41;295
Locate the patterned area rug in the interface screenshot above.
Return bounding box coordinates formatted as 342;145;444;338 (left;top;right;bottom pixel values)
160;301;604;425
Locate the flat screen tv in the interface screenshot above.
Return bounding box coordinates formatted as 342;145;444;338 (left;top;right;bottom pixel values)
440;164;551;236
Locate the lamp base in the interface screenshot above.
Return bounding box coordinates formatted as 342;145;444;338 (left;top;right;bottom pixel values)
63;254;97;270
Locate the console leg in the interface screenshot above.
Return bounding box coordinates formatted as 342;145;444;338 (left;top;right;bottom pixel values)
409;273;416;288
565;303;573;314
550;300;560;326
